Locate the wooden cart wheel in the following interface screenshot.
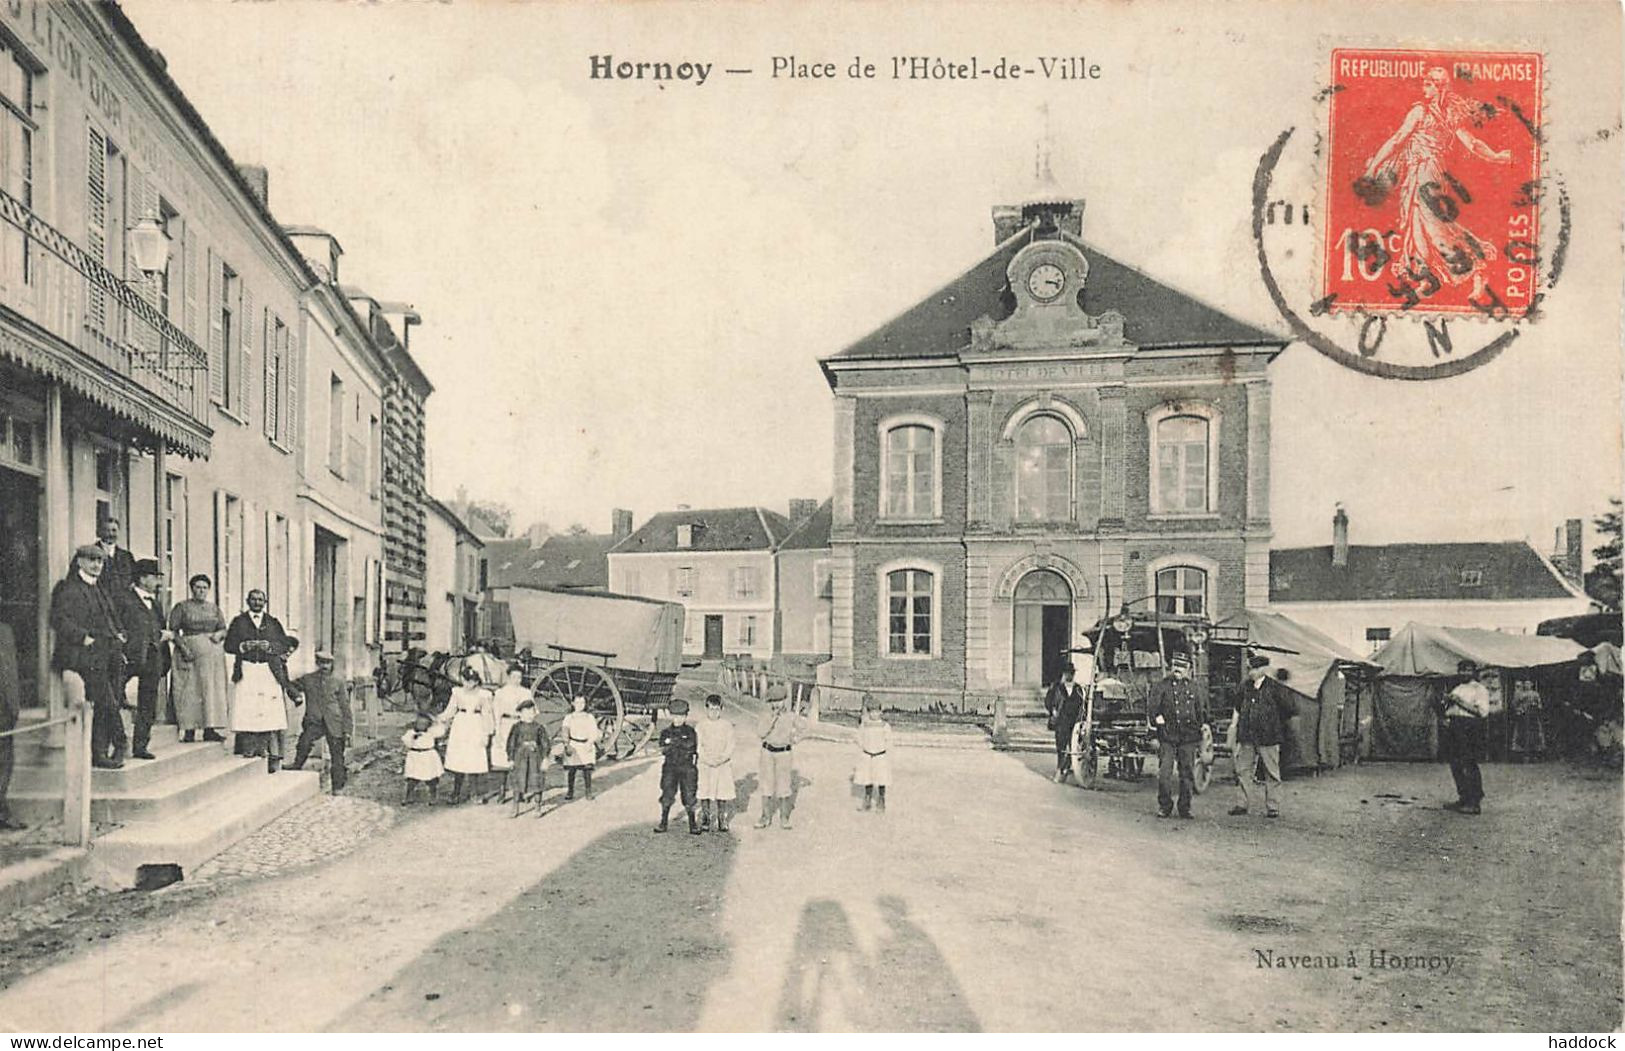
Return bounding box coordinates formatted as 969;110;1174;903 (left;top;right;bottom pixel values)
1193;724;1216;794
530;661;625;759
1070;722;1099;789
609;715;658;761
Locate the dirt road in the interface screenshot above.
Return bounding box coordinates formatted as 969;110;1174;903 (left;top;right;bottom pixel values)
0;710;1617;1032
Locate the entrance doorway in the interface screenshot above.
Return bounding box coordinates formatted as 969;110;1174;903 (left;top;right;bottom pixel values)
703;614;724;659
1012;569;1072;687
0;467;40;708
313;527;340;658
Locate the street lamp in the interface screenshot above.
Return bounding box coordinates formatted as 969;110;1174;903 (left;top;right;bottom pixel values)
1111;603;1133;636
127;216;173;276
1188;623;1210;650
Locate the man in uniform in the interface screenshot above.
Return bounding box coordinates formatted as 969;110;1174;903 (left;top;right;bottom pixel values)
115;558;172;760
286;650;354;791
1148;651;1208;819
50;545;128;769
1044;663;1086;784
1440;659;1491;815
654;698;700;834
1228;653;1295;818
756;683;803;829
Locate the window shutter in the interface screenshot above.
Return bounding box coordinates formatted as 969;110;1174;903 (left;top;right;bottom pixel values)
262;308;275;439
283;319;297;449
237;282;253;417
85;124;106;333
207;254;223;403
130;168;159;357
182;224;199;342
212;489;226;599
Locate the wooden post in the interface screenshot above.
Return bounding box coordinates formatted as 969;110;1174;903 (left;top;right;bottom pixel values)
993;693;1009;747
41;383;67;746
61;675;91;847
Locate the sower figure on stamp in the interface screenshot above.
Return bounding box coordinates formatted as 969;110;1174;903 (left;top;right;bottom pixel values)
654;698;700;834
695;693;736;831
115;558;172;761
756;683;803;830
1148;651;1208;819
286;650;353;791
1439;659;1491;815
1228;654;1294;819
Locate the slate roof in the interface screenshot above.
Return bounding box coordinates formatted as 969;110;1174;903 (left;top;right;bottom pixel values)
1270;542;1582;604
778;500;833;552
615;507;793;555
828;230;1286;362
486;534;613;590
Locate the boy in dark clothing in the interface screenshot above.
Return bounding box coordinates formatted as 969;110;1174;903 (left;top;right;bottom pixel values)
655;698;700;835
506;699;550;817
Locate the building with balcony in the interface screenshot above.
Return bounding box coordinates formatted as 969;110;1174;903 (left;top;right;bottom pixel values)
818;190;1288;711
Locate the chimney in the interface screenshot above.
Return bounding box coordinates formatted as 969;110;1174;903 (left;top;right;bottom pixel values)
611;509;633;541
1332;504;1350;568
788;498;818;525
527;521;550;548
1561;518;1584;584
676;504;691;512
237;164;269;208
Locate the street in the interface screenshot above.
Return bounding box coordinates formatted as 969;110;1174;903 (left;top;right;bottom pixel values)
0;700;1618;1033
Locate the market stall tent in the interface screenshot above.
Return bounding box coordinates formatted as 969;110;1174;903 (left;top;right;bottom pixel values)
1215;609;1373;771
1368;623;1585;759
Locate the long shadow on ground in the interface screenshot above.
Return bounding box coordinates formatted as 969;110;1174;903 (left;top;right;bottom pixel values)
329;819;739;1031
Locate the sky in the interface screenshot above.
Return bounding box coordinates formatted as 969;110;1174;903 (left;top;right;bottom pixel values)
120;0;1623;550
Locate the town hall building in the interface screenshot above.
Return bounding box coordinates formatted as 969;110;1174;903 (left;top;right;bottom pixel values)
818;190;1289;712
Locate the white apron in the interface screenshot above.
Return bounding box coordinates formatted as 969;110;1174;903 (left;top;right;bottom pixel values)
561;710;599;768
442;687;493;774
230;662;287;732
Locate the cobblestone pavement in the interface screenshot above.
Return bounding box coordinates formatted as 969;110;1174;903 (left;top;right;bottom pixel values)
189;795;395;884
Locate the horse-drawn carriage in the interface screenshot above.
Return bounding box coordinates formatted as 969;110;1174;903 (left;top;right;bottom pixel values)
375;586;687;763
1064;611;1249;791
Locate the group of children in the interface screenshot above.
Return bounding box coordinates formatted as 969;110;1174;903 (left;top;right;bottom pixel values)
398;662;896;827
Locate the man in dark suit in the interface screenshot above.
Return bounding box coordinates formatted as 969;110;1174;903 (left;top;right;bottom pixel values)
286;649;353;791
0;617;22;830
1044;663;1086;784
50;544;128;769
116;558;173;761
1148;651;1208;819
94;518;138;597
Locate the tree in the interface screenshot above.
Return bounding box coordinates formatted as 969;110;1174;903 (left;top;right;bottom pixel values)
1585;497;1621;611
467;500;513;538
565;522;590;536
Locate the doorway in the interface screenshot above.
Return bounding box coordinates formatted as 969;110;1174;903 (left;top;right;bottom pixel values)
0;467;40;708
1012;569;1072;686
703;614;724;658
313;527;340;658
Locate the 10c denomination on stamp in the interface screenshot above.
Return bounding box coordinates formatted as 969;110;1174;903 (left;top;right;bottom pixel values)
1322;48;1543;318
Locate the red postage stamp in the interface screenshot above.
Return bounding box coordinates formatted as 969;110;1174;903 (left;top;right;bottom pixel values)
1322;48;1543;317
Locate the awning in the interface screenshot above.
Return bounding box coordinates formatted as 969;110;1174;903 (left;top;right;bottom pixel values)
0;316;211;459
1216;608;1374;700
1372;622;1585;677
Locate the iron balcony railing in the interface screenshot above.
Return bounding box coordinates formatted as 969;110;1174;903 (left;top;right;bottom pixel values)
0;187;208;423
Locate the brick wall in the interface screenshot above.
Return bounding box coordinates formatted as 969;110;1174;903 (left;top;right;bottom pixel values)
382;378;428;653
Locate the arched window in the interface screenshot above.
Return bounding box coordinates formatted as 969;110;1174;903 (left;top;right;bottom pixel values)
1015;414;1072;522
886;567;934;656
1151;410;1216;514
880;418;940;519
1155;565;1208;616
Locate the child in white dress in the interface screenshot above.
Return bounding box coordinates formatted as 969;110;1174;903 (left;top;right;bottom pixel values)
401;712;444;805
855;694;892;813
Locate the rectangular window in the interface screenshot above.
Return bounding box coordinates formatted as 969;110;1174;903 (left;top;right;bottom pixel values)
327;374;345;475
368;414;381;498
740;614;757;647
623;568;641;595
94;447;122;529
268;512;290;621
814;558;833;600
156;199;181;362
1459;568;1483;587
1155;415;1212;514
1154;566;1207;617
219;265;238;405
264;315;281;441
220;493;241;614
677;524;693;548
883;424;936;518
732;566;757;600
1365;626;1391;656
163;472;187;600
886;568;933;656
675;566;694;598
0;39;36;287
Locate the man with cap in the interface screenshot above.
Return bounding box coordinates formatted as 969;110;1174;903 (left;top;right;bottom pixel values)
756;683;803;829
1229;653;1295;818
50;545;128;768
115;558;173;760
654;698;700;834
1439;659;1491;815
286;649;353;791
1147;650;1208;819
